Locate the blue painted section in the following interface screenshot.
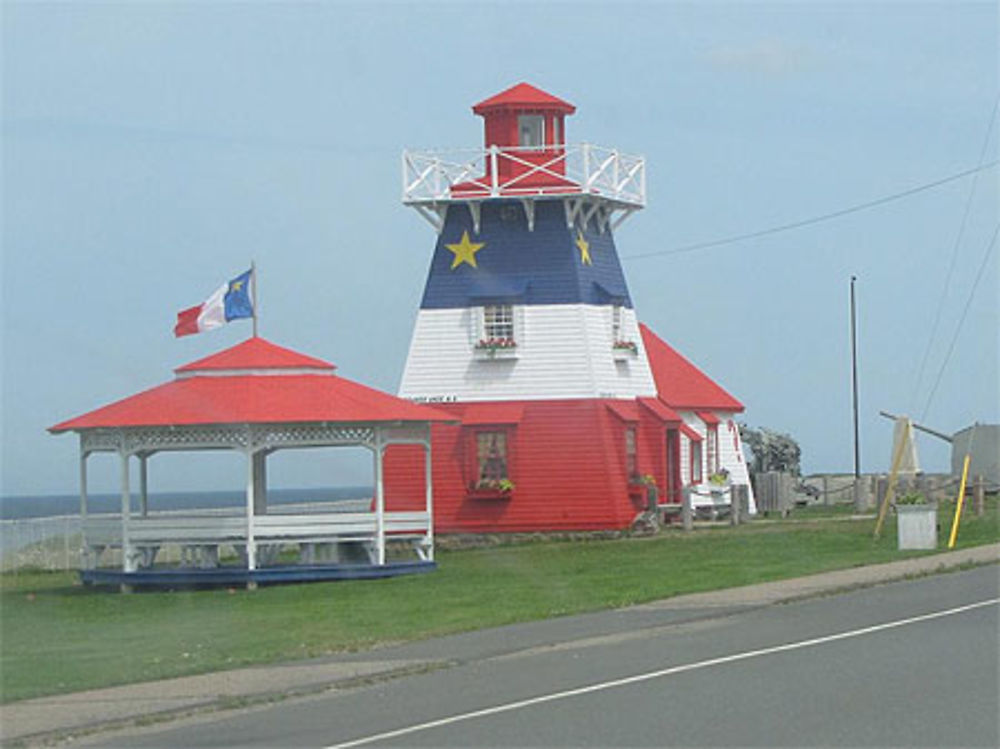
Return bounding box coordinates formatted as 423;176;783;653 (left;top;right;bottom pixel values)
420;200;632;310
79;561;437;589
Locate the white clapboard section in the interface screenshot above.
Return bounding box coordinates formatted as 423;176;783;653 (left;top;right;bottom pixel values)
718;416;756;512
400;305;657;402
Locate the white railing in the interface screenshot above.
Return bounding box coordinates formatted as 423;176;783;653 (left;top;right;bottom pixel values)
83;511;431;548
402;143;646;207
0;501;427;571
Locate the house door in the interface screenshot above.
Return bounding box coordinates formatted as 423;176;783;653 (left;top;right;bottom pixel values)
666;429;681;504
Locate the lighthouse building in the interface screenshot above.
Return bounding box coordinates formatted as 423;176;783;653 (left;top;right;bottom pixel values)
386;83;754;532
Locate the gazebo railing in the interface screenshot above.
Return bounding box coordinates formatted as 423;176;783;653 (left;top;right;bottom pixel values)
83;510;432;567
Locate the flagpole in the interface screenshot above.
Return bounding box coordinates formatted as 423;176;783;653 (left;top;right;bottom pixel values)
251;261;259;338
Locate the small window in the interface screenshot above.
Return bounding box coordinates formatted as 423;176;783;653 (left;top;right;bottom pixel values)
477;432;508;483
552;117;561;146
518;114;544;149
691;440;703;484
611;306;623;343
484;304;514;341
625;427;638;482
706;426;719;474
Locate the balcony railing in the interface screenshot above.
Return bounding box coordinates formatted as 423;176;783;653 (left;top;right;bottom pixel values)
402;143;646;208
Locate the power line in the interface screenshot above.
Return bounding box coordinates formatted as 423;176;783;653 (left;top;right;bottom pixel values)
621;160;1000;261
909;95;1000;412
920;221;1000;422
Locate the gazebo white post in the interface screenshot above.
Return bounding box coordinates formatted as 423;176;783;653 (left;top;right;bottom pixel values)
252;451;268;515
138;453;149;518
373;430;386;566
120;451;134;589
424;429;434;562
245;447;258;583
79;444;91;569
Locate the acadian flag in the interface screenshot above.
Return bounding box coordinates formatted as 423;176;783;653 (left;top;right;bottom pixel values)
174;269;254;337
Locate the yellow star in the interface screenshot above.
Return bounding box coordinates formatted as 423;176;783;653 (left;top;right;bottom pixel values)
575;231;592;266
445;230;486;270
230;280;244;292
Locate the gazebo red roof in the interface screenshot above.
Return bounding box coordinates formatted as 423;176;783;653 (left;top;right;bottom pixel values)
175;337;334;374
639;323;744;413
50;337;453;432
472;82;576;115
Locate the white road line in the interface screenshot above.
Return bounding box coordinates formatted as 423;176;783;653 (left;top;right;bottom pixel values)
325;598;999;749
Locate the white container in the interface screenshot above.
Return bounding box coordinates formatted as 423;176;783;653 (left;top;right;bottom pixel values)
897;503;938;550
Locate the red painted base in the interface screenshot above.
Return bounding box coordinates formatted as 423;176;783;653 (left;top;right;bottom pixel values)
384;399;682;533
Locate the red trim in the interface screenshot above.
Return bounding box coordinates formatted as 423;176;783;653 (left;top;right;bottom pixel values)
695;411;720;426
638;397;681;423
690;439;703;484
679;424;702;442
605;401;639;422
461;403;524;425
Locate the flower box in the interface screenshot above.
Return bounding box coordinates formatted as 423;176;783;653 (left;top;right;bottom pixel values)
467;488;513;500
474;338;518;360
612;340;638;361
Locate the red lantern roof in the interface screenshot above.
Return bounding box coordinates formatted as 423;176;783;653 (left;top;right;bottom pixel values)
50;337;454;432
640;323;744;412
472;82;576;115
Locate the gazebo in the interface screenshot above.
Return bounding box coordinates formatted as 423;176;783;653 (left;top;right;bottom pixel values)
49;337;453;590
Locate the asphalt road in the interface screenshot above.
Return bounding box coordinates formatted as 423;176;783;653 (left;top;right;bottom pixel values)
86;566;999;748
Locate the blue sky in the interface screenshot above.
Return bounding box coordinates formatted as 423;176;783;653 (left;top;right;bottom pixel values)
3;1;997;496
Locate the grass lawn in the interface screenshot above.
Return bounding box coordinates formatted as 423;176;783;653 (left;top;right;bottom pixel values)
2;498;996;703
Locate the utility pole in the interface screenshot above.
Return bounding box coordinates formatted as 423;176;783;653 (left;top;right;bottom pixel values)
850;275;860;478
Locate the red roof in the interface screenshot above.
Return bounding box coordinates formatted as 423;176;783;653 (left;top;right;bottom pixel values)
639;323;744;412
605;400;640;422
696;411;721;426
638;397;682;423
50;338;453;432
680;424;702;442
175;337;333;374
472;82;576;115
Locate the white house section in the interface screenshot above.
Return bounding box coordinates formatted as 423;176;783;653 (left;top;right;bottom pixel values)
678;410;757;514
399;304;657;402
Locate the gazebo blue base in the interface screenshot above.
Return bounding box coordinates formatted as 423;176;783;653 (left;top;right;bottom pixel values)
79;561;437;589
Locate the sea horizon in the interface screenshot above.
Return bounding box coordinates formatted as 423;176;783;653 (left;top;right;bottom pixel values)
0;486;374;521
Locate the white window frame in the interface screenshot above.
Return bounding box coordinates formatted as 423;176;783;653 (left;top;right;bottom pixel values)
473;304;520;359
611;305;623;343
484;304;514;341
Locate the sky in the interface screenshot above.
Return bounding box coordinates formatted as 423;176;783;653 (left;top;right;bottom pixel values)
2;1;998;497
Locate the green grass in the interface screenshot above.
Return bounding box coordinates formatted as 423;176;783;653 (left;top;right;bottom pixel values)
2;499;996;703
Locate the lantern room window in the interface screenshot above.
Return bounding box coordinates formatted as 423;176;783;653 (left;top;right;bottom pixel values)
518;114;545;149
